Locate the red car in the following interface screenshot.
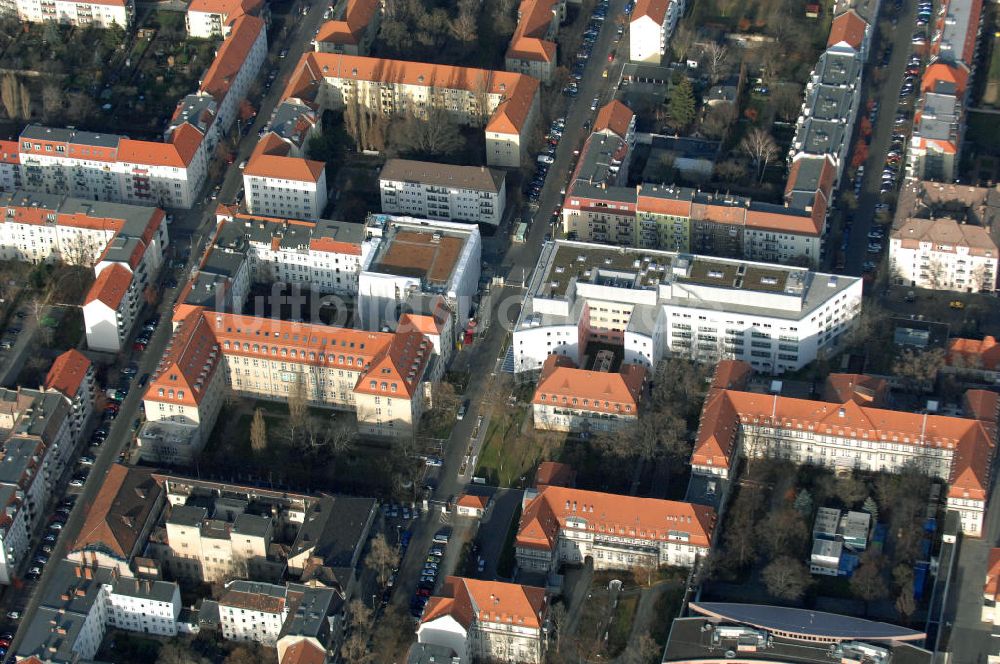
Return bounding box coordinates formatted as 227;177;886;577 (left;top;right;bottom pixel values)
105;403;120;414
133;340;147;351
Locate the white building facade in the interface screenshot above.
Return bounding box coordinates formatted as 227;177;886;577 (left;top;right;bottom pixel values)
513;241;863;377
379;159;506;226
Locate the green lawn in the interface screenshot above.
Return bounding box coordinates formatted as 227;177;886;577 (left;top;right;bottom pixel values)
474;407;542;487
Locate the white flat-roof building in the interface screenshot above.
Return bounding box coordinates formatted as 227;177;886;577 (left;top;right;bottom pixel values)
359;214;481;333
513;240;863;376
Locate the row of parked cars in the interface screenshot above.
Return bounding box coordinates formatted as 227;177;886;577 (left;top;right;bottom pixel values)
526;117;565;203
410;529;451;618
562;0;610;97
132;314;159;352
24;496;76;582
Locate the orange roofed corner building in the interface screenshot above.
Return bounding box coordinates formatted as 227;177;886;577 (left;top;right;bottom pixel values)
531;355;646;434
515;485;716;573
140;310;436;464
281;52;539;169
693;360;999;536
417;577;548;664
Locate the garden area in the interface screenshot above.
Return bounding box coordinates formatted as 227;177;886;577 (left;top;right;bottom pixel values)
96;630;273;664
0;11;220;138
197;391;422;501
703;457;938;626
624;0;835;201
371;0;517;70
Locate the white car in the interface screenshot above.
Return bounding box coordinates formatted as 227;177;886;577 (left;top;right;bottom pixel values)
537;154;554;165
591;96;600;110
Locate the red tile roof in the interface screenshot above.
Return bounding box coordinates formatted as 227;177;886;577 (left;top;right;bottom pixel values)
457;494;489;510
534;461;576;489
118;122;205;169
199;16;265;103
517;485;716;551
72;465;160;559
244;133;326;182
507;36;557;62
593;100;634;141
693;387;998;501
822;373;888;406
188;0;263;19
921;62;970;96
0;140;19;164
148;309;433;405
280;641;327;664
282;53;539;136
532;355;646;416
84;263;133;309
827;10;868;51
421;577;547;630
315;0;379;45
632;0;669;23
45;349;92;399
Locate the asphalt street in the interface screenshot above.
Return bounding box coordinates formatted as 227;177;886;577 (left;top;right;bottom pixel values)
840;0;915;276
389;0;630;611
4;2;335;657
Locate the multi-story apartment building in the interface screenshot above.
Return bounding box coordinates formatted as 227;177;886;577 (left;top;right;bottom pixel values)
67;464;165;574
906;0;983;183
244;134;328;220
505;0;563;83
280;53;540;168
417;577;548;664
515;485;715;572
150;474;376;597
142;310;435;447
693;360;999;536
0;191;169;352
13;15;265;209
908;71;965;182
789;42;864;185
562;102;829;266
629;0;684;64
0;141;20;193
0;376;99;586
379;159;506;226
44;349;95;439
890;180;999;293
12;0;133;28
946;336;1000;384
15;561;181;663
889;217;997;292
513;240;863;376
215;580;338;647
531;355;646;434
314;0;381;55
214;211;372;297
186;0;262;38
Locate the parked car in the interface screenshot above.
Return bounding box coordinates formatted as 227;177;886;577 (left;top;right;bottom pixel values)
949;300;965;309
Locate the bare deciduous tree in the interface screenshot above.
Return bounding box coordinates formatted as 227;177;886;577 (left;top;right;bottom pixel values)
250;408;267;454
762;556;812;601
704;42;730;84
740;128;779;183
365;533;401;587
